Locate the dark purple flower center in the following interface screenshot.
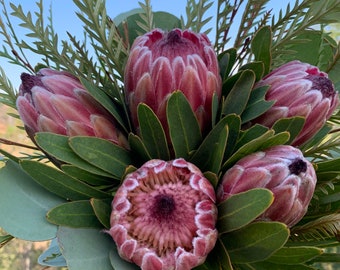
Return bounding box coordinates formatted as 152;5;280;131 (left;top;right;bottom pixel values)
20;73;43;95
305;74;335;98
151;194;176;220
289;158;307;175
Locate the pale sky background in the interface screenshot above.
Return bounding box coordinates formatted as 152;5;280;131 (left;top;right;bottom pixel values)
0;0;295;90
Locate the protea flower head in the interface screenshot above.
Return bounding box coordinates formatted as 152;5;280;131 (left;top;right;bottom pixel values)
124;28;222;136
252;60;338;146
217;145;317;227
109;158;218;270
16;68;128;148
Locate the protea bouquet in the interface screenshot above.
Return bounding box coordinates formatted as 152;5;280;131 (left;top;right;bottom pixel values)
0;0;340;269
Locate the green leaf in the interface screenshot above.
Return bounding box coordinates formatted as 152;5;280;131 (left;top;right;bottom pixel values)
61;164;115;186
0;234;14;248
246;261;316;269
241;85;274;123
20;160;110;201
251;26;272;74
189;115;229;174
57;227;115;270
109;248;140;270
221;221;289;263
137;103;170;160
128;133;152;164
222;70;255;116
315;158;340;173
167;91;202;159
0;160;63;241
47;201;103;228
90;198;112;229
223;114;241;161
35;133;113;177
218;188;274;234
69;136;132;179
80;78;128;132
239;61;265;81
38;238;67;267
218;48;237;81
267;246;322;264
272;117;305;145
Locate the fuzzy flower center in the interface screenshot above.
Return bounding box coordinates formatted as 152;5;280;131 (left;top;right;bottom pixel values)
20;73;43;95
151;194;176;220
289;158;307;175
305;74;335;98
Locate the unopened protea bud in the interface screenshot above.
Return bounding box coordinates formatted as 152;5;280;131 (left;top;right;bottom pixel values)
124;28;222;136
16;68;128;148
217;145;317;227
252;60;338;146
109;158;218;270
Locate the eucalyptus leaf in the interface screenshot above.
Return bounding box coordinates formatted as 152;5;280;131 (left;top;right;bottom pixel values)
218;188;274;234
20;160;111;201
138;103;170;160
57;226;115;270
221;221;289;263
0;160;63;241
251;26;272;74
167;91;202;159
69;136;132;179
222;70;255;116
47;200;103;228
38;238;67;267
35;133;113;177
109;248;140;270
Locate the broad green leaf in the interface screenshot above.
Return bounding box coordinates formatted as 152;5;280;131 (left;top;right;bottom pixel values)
35;133;112;177
241;85;274;123
223;114;241;161
128;133;152;165
221;221;289;263
69;136;132;178
116;11;181;46
38;238;67;267
0;160;63;241
236;124;269;148
310;252;340;263
222;70;255;116
218;189;274;234
239;61;265;81
138;103;170;160
57;227;115;270
91;198;112;229
315;158;340;173
21;160;111;201
245;261;316;269
272;117;305;145
110;248;140;270
190;116;229;174
47;200;103;228
251;26;272;74
61;164;115;186
218;48;237;81
167;91;202;159
222;71;242;97
267;246;322;264
222;130;289;170
80;78;128;132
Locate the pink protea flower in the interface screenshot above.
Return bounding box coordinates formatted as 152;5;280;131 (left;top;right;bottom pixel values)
109;158;218;270
252;60;338;146
124;28;222;135
217;145;317;227
16;68;128;148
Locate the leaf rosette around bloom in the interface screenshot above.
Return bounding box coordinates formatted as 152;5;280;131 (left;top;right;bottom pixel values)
124;28;222;136
109;158;218;270
217;145;317;227
16;68;128;148
251;60;339;146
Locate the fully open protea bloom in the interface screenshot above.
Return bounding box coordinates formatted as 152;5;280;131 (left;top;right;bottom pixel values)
109;158;218;270
217;145;317;227
124;28;222;136
252;60;338;146
16;68;128;148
